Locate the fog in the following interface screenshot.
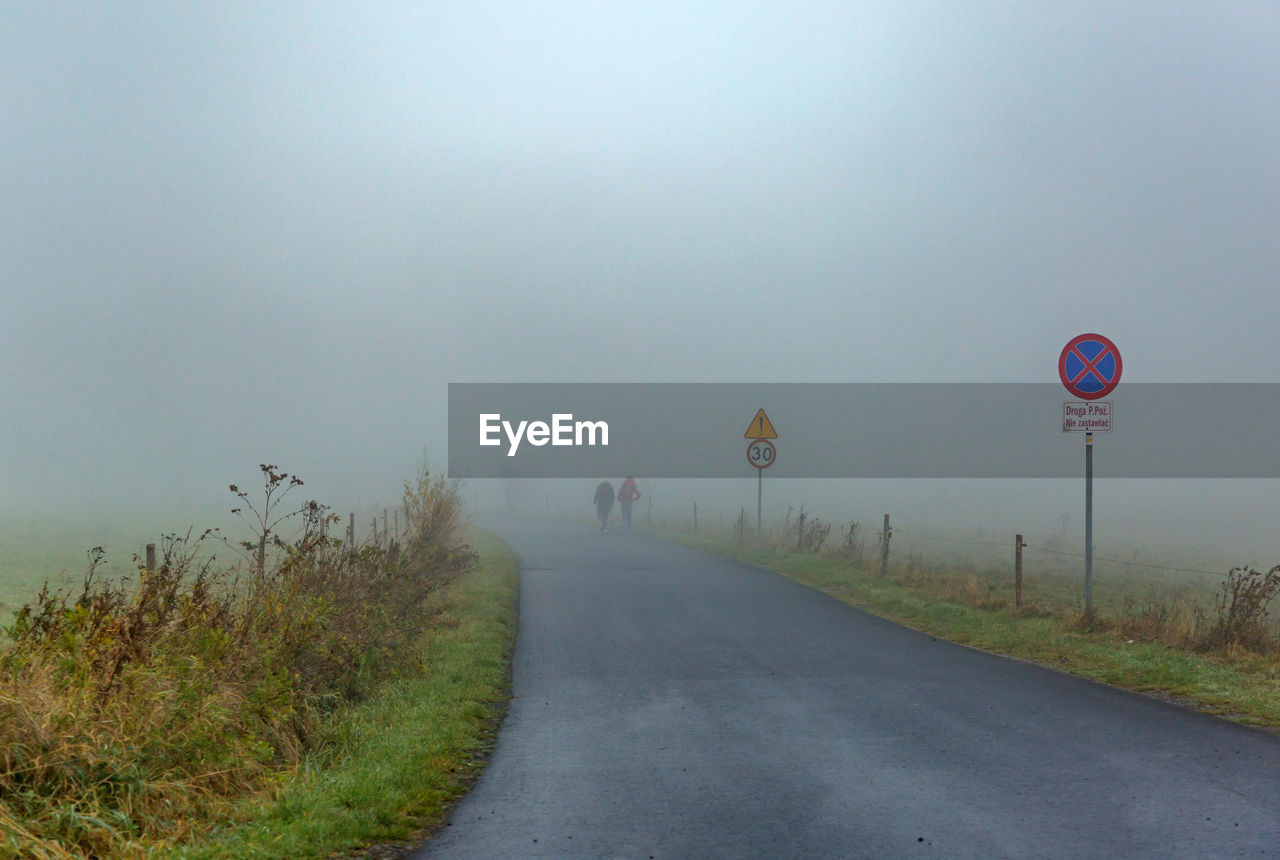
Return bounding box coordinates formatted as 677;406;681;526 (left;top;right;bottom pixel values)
3;3;1279;564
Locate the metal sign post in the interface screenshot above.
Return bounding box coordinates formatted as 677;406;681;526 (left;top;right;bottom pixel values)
1085;431;1093;617
746;438;776;549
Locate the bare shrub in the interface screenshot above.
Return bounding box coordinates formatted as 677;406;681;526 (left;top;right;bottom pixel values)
802;518;831;553
402;466;474;578
839;521;866;563
1203;565;1280;653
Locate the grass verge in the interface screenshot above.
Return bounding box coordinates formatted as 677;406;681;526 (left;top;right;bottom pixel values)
656;527;1280;729
168;527;519;859
2;466;482;858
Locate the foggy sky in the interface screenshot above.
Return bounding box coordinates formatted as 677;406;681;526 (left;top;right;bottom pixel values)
3;2;1279;536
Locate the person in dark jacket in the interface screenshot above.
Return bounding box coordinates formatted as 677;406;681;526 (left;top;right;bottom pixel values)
593;479;614;532
617;476;641;531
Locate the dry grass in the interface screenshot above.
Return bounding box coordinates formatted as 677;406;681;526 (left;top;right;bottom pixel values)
673;514;1280;660
0;465;472;858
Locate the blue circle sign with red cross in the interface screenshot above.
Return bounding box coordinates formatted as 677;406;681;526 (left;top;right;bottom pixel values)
1059;333;1122;400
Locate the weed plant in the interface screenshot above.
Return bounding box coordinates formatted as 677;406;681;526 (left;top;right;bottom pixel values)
0;465;472;857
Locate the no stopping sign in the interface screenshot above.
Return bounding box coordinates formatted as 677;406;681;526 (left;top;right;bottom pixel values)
1059;333;1122;400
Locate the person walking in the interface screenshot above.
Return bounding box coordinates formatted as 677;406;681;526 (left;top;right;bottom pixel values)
617;476;641;531
593;478;615;532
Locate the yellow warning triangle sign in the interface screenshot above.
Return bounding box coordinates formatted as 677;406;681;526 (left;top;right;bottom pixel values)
744;408;777;439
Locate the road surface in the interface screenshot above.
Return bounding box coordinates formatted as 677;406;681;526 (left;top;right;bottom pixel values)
412;517;1279;858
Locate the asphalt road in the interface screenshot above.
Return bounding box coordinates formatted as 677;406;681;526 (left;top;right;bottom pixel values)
412;517;1280;858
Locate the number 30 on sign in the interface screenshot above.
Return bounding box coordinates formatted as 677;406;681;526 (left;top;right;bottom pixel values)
747;439;776;469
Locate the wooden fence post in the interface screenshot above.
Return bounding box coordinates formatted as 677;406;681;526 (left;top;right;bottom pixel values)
145;543;156;572
880;514;892;577
1015;533;1024;609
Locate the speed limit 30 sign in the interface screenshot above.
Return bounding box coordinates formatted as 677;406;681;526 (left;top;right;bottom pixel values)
746;438;776;469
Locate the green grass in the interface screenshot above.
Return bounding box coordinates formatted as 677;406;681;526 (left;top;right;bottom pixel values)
656;525;1280;728
0;520;162;619
164;527;519;859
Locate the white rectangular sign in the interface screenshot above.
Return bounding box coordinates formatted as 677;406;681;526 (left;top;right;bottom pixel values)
1063;400;1113;432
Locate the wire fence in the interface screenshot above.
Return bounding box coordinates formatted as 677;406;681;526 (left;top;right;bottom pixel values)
656;501;1255;588
890;526;1231;581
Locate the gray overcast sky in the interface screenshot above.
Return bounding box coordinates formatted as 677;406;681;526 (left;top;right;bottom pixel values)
2;2;1279;519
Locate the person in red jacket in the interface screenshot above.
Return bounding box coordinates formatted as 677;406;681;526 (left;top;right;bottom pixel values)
617;476;641;532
